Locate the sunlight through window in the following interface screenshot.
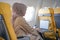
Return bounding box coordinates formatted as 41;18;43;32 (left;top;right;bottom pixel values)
24;6;35;22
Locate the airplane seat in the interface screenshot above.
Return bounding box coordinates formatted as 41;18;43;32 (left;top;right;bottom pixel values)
38;8;56;40
0;2;17;40
54;14;60;36
54;8;60;39
0;15;10;40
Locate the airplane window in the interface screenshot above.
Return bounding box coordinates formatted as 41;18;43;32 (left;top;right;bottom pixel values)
24;6;35;22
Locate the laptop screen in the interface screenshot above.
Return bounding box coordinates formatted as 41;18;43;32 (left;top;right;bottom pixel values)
40;20;49;29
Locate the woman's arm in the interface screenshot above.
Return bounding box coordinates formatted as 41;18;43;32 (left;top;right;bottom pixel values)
14;17;39;36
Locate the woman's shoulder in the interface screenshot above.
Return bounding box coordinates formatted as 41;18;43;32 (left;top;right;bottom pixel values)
14;16;26;27
16;16;24;20
14;16;23;26
14;16;25;24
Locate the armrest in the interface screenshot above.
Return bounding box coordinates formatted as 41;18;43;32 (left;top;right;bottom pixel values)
17;36;30;40
17;36;25;39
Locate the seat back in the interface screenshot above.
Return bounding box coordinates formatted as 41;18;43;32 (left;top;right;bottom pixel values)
38;8;51;30
54;8;60;37
0;15;10;40
54;14;60;28
0;2;17;40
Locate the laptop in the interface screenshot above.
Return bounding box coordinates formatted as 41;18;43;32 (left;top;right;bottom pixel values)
39;20;50;33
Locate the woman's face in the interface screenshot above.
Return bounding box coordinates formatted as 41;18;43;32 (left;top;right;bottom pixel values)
21;9;26;16
16;8;26;16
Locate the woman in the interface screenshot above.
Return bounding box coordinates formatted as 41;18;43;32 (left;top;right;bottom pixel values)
12;2;43;40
